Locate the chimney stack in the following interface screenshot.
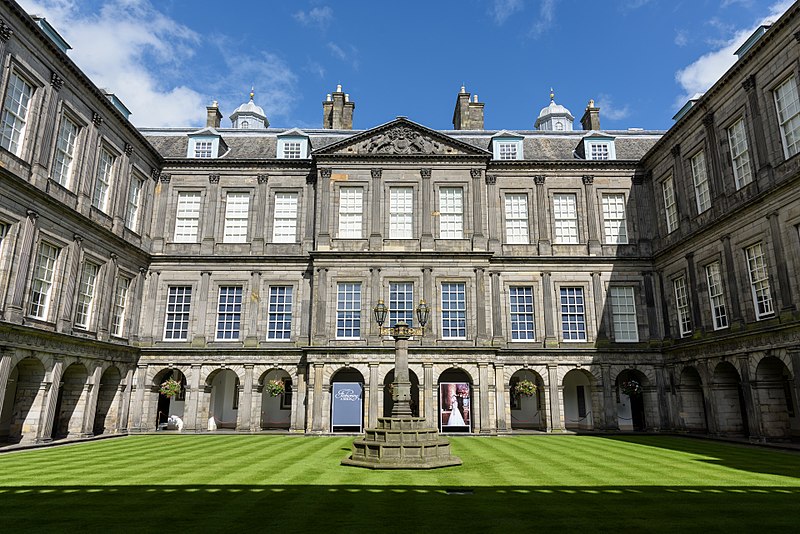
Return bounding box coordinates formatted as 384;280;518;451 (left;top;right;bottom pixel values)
206;101;222;129
452;85;484;130
323;85;355;129
580;99;601;131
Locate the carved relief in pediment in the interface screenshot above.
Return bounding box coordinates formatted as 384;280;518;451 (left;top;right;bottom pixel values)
337;126;466;155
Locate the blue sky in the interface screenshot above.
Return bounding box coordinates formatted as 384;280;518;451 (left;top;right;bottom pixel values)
18;0;794;130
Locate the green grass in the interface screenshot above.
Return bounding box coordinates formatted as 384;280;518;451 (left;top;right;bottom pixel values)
1;435;799;532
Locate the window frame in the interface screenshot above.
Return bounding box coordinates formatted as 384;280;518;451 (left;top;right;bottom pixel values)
601;192;628;245
222;191;250;244
163;285;192;341
0;68;35;157
388;281;414;327
673;276;692;337
609;286;638;342
27;240;61;321
337;186;364;239
336;282;362;340
215;285;243;341
74;260;100;330
705;261;729;330
173;191;202;243
504;193;530;244
267;285;294;340
552;192;579;244
690;150;711;214
51;111;81;188
388;186;414;239
773;74;800;160
662;176;678;234
745;242;774;320
438;186;464;240
559;286;587;342
727;117;753;189
272;191;299;243
92;146;117;213
440;281;467;339
509;286;535;341
111;275;131;338
126;173;144;232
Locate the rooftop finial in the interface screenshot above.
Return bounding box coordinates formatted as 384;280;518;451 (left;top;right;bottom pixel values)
250;86;254;101
550;87;555;102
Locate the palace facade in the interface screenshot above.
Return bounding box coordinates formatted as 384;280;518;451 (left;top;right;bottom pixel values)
0;0;798;443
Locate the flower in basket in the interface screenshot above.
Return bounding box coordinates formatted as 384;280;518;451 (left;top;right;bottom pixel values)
266;379;285;397
620;379;642;397
514;379;537;397
159;378;182;399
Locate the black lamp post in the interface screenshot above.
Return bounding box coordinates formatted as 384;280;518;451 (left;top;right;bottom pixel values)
373;299;430;417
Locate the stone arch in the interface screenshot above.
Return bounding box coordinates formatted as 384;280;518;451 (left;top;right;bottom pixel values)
754;356;795;439
93;365;123;435
329;367;365;433
150;367;188;429
205;368;241;431
504;365;549;387
323;363;369;386
677;366;707;432
509;368;546;430
53;362;90;439
382;368;420;417
432;364;478;385
437;368;473;432
615;368;652;431
0;356;47;444
563;368;596;431
712;361;748;436
259;368;293;430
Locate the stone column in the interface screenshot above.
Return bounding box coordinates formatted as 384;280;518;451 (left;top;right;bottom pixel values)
32;72;64;188
541;272;557;347
0;350;13;421
470;168;487;250
642;271;661;341
253;174;268;253
238;365;254;432
311;363;325;432
97;254;118;341
118;368;134;432
420;168;434;250
111;145;133;233
291;365;308;433
317;169;332;249
632;172;652;255
685;252;702;332
5;210;38;322
721;235;742;326
742;75;773;182
369;168;383;250
193;271;211;346
534;176;550;255
144;270;161;344
304;173;316;251
82;365;103;436
127;268;147;343
422;267;434;341
490;272;504;346
494;364;507;432
201;174;220;254
0;21;14;60
38;358;64;442
671;144;689;226
478;363;491;433
368;268;382;345
657;271;672;339
300;268;313;343
591;272;606;341
485;174;501;253
56;234;83;333
737;355;761;439
130;365;147;431
654;364;670;430
151;174;171;253
186;364;202;432
368;363;380;426
423;363;434;426
582;176;601;255
601;364;618;430
245;271;261;347
475;268;488;345
547;364;563;431
313;268;328;345
766;212;795;313
700;113;724;201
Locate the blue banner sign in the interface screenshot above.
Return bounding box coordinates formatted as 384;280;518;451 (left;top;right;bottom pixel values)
332;382;363;431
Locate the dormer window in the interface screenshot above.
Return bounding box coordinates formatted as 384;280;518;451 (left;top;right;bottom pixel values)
277;129;309;159
579;134;616;160
194;140;213;158
186;129;226;159
491;132;524;160
498;142;518;160
589;143;610;160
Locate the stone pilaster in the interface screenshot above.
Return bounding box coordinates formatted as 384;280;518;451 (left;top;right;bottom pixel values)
56;234;83;333
38;358;64;442
82;365;103;436
32;71;64;188
478;363;491;433
742;74;773;182
475;268;488;345
368;267;381;344
151;174;171;253
670;144;689;227
655;364;670;430
642;271;661;341
700;113;724;202
485;174;501;252
766;212;795;312
656;270;672;339
186;364;202;432
313;268;328;345
632;172;652;254
238;365;254;432
582;175;601;255
192;271;211;346
369;168;383;250
494;363;507;432
601;364;618;430
245;271;261;347
300;268;313;342
5;210;38;322
368;363;380;427
423;362;434;426
118;368;134;432
130;365;147;431
318;169;332;249
737;355;761;439
304;172;316;252
489;272;504;346
721;235;742;326
201;174;219;254
420;168;433;250
291;365;308;433
591;272;606;340
96;254;118;341
547;364;563;431
534;175;550;255
470;168;487;250
541;272;557;347
0;350;12;423
685;252;702;332
253;174;268;253
311;363;324;432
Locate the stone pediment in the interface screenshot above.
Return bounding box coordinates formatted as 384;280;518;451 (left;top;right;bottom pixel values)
314;118;490;157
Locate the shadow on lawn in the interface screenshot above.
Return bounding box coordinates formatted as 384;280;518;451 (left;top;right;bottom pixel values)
595;435;800;479
1;484;799;533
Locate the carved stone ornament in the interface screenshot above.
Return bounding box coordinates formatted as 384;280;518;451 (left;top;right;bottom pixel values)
582;175;594;185
208;173;220;184
92;112;103;127
306;173;316;185
485;174;497;185
371;168;382;179
343;126;464;155
50;72;64;91
150;168;161;181
533;175;546;185
159;173;171;184
702;113;715;127
670;144;681;157
257;174;269;184
420;168;432;179
742;74;757;92
632;173;645;185
470;168;482;179
124;143;134;156
795;30;800;43
0;21;13;41
320;168;332;179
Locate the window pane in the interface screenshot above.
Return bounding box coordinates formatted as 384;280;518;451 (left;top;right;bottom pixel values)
216;286;243;340
745;243;774;319
223;192;250;243
28;242;60;319
338;187;363;238
610;286;637;342
174;192;201;242
553;193;578;244
439;187;463;239
441;282;466;338
0;72;34;155
268;286;293;339
505;194;529;244
164;286;192;340
336;282;361;338
560;287;586;341
509;286;535;340
389;187;413;239
273;192;299;243
690;151;711;213
601;193;628;244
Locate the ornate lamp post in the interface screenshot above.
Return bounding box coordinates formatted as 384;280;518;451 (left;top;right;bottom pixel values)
373;299;430;417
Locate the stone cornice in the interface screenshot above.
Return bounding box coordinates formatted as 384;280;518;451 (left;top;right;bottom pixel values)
0;323;138;361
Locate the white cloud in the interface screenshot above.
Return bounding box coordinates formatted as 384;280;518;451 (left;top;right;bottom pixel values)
489;0;524;25
674;0;793;109
529;0;555;38
327;42;359;70
674;29;689;47
18;0;206;127
595;94;631;121
294;6;334;30
306;59;326;79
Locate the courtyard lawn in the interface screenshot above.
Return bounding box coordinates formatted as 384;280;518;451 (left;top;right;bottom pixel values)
1;435;799;532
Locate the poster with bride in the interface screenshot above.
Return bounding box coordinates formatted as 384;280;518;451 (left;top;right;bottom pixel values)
439;382;471;432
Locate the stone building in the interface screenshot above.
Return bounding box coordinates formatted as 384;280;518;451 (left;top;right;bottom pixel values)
0;0;798;444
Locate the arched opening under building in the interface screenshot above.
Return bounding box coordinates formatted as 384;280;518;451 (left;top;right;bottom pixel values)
330;368;364;433
382;369;420;417
712;361;748;437
53;363;89;439
563;369;595;431
260;368;292;430
616;369;649;431
207;369;240;430
510;369;545;430
677;366;707;432
93;366;123;435
0;357;46;444
755;356;796;439
153;368;186;429
438;369;472;433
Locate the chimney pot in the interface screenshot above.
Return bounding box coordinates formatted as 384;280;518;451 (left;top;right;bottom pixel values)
336;84;343;92
323;85;354;129
206;101;222;128
580;99;601;131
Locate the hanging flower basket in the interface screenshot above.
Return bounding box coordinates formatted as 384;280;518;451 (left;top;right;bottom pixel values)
620;379;642;397
514;379;537;397
266;379;285;397
159;378;182;399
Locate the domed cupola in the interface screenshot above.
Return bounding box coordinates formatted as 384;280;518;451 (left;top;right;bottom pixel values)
534;88;574;131
230;88;269;129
